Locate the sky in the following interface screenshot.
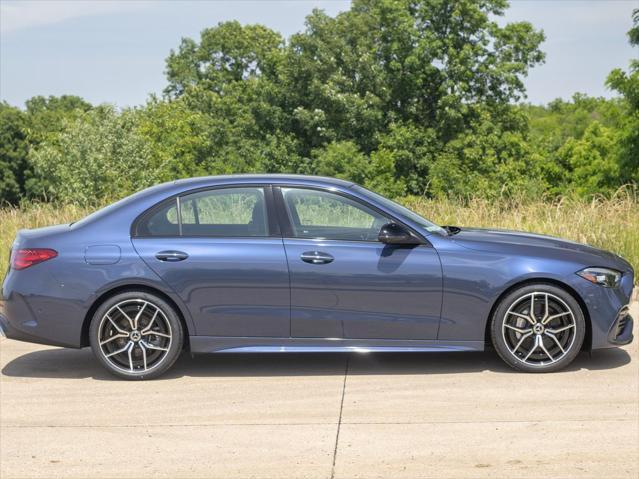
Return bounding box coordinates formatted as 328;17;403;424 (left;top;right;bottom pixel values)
0;0;637;108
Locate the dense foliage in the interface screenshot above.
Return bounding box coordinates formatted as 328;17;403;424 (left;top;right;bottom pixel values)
0;1;637;205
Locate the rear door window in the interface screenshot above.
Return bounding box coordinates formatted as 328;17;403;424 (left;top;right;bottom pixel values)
180;187;268;237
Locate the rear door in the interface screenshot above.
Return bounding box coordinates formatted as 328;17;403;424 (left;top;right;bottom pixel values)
275;186;442;340
132;185;290;337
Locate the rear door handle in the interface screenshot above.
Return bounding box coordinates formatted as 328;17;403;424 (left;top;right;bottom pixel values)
300;251;334;265
155;250;189;262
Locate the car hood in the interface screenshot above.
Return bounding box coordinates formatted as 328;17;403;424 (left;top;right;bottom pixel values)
450;227;632;272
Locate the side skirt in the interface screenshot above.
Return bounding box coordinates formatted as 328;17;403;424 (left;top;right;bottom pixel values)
189;336;485;354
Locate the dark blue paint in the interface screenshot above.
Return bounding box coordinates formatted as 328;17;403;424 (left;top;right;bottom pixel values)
0;174;634;354
84;245;121;265
132;237;290;337
283;239;442;339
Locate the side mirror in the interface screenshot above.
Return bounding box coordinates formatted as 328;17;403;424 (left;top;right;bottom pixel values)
378;223;421;245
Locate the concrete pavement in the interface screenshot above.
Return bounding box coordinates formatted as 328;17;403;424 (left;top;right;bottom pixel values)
1;301;637;478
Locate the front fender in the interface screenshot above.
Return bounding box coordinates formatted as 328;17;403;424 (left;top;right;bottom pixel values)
433;241;591;342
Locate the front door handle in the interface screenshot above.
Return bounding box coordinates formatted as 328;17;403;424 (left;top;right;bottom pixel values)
155;250;189;262
300;251;334;265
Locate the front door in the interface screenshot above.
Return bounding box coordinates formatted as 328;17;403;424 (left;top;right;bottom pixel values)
275;186;442;340
132;186;290;337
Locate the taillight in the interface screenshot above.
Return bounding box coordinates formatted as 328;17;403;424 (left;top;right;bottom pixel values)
11;248;58;270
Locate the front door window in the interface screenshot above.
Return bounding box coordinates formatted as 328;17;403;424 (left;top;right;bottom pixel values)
281;187;389;241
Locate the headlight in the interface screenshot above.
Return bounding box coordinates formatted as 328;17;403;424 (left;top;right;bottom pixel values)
576;267;622;288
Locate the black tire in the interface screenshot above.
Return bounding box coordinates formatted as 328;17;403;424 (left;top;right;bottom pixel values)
89;291;183;380
491;283;585;373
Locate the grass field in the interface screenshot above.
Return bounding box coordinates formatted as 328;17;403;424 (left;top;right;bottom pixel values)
1;192;637;284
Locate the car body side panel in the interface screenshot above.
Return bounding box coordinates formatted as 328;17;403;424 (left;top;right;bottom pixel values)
428;234;634;347
132;237;290;337
284;239;443;340
1;229;192;348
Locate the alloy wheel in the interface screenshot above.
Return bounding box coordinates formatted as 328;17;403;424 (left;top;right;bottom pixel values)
501;292;577;367
97;299;173;373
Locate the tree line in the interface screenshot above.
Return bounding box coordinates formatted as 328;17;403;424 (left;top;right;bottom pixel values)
1;0;637;205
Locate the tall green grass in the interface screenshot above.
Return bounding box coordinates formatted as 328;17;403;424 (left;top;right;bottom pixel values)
1;192;637;284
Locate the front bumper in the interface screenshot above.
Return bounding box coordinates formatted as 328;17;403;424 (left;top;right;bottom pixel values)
571;266;634;349
607;306;634;346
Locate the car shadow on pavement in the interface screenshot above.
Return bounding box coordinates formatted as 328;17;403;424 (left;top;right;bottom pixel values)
1;346;632;381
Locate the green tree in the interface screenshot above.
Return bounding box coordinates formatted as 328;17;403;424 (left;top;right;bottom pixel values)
24;95;92;138
136;97;214;180
280;0;544;156
429;106;542;198
24;95;94;198
177;82;303;175
10;2;639;206
0;96;93;203
0;103;29;204
521;94;626;196
30;106;156;204
369;123;439;195
163;1;545;197
312;140;369;184
605;8;639;185
556;122;620;196
165;21;283;96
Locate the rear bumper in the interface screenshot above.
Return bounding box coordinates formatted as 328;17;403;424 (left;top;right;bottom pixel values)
0;311;48;345
0;309;80;348
2;267;87;348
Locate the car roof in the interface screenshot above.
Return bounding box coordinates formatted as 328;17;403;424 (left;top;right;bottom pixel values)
172;174;355;189
143;174;356;201
71;175;357;230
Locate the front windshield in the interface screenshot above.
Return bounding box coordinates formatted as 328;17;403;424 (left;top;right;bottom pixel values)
353;186;448;236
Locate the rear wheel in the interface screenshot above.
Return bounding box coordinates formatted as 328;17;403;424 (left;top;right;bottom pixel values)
89;291;183;380
491;284;585;372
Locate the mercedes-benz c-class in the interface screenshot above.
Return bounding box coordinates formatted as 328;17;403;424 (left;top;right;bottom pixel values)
1;175;634;379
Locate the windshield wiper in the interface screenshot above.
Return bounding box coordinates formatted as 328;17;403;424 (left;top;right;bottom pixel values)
443;225;461;236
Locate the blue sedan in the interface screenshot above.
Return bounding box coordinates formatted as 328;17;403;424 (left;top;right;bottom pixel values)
0;175;634;379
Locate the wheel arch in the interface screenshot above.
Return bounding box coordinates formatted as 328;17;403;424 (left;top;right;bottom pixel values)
483;278;592;351
81;284;192;349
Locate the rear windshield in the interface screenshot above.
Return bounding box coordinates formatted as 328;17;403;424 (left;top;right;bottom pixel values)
72;183;170;228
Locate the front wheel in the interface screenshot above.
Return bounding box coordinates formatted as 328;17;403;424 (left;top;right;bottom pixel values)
89;291;183;380
491;284;585;373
